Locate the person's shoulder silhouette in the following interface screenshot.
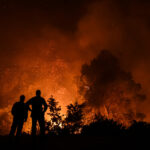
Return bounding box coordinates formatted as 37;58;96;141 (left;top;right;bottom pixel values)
11;95;27;118
26;90;47;114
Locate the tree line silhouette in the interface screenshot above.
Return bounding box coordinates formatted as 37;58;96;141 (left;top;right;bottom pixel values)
44;96;150;137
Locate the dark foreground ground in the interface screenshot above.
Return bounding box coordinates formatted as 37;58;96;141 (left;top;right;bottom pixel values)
0;135;149;150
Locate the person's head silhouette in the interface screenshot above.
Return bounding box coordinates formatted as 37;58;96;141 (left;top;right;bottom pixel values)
36;90;41;97
20;95;25;103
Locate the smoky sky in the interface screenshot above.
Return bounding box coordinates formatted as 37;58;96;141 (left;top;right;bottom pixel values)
79;50;146;124
0;0;90;35
0;0;150;134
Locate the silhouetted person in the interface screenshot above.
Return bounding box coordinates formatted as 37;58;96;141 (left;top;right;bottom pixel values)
9;95;28;136
26;90;47;136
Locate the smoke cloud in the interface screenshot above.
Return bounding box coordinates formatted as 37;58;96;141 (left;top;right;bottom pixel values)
79;50;146;125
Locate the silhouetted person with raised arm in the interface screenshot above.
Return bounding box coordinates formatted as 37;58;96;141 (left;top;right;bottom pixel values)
26;90;47;136
9;95;28;136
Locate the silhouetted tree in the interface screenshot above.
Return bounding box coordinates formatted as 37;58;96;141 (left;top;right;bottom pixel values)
46;95;63;135
64;102;85;135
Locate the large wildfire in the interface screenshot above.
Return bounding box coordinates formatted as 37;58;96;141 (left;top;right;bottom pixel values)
0;0;150;135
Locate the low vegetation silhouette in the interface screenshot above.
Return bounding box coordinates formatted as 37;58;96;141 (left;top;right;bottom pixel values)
81;114;125;136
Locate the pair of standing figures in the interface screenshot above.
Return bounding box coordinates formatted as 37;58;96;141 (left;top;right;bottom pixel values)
9;90;48;136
